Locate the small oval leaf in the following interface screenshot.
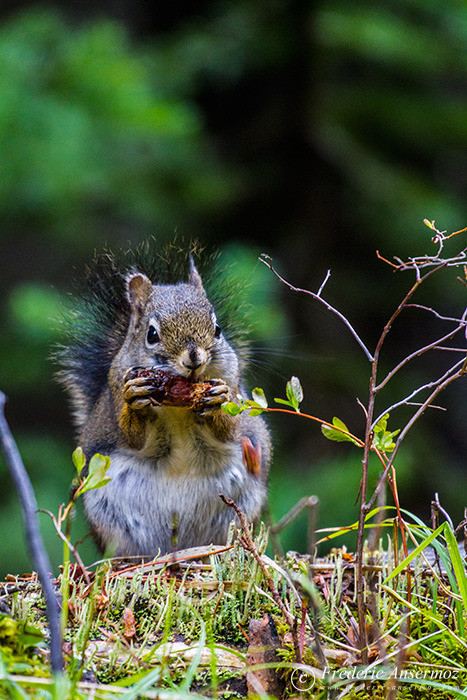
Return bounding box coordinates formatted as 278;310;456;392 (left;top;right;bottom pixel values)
222;402;243;416
290;376;304;403
72;447;86;475
251;387;268;409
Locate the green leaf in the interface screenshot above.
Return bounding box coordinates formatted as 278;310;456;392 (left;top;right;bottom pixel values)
222;401;243;416
444;523;467;609
373;413;389;434
289;376;303;403
88;453;110;475
382;430;400;452
383;522;446;582
373;414;400;453
285;376;303;412
17;621;45;649
79;453;111;494
274;397;294;407
72;446;86;475
321;417;360;446
247;408;264;417
316;506;390;541
373;428;400;453
251;387;268;409
332;416;349;432
273;377;304;411
0;680;29;700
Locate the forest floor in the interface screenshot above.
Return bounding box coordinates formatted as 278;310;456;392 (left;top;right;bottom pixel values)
2;519;467;700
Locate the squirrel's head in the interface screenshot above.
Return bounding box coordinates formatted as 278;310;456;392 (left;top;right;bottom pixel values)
122;258;239;383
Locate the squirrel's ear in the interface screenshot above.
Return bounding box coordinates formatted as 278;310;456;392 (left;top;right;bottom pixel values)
188;256;204;292
126;273;153;315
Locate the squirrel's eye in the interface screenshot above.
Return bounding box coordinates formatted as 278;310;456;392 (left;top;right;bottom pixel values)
147;325;160;345
214;324;222;338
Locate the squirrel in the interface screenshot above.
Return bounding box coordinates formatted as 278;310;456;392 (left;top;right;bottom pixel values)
57;248;271;557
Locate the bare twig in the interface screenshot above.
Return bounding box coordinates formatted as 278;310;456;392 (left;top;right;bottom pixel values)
378;222;467;274
404;401;446;410
372;357;466;430
354;269;433;660
368;359;466;511
307;496;319;559
219;495;293;625
386;251;467;272
375;322;466;394
0;391;63;673
219;494;301;658
403;304;467;324
317;269;331;297
269;496;318;535
39;510;91;586
259;254;375;362
267;495;319;560
432;493;454;531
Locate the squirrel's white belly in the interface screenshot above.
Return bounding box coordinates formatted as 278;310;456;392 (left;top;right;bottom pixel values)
83;445;265;557
142;408;232;476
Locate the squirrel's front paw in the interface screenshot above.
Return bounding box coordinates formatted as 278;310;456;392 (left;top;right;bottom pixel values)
194;379;230;415
123;368;158;412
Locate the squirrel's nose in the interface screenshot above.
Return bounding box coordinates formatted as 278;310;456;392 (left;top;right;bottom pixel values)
180;346;208;373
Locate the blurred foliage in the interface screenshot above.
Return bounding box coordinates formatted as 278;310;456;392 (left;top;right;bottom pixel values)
313;2;466;249
0;10;236;242
0;0;466;575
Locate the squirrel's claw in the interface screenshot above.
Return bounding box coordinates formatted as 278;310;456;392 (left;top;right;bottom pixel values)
124;370;230;415
206;384;229;396
195;382;230;414
123;374;159;412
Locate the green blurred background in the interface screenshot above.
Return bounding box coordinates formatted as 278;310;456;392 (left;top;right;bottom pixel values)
0;0;466;576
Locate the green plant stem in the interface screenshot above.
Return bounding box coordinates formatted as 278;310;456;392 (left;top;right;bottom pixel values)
263;407;364;445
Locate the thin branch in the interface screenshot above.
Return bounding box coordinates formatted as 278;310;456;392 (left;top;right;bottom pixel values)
354;265;434;661
404;304;467;324
269;496;318;534
263;407;364;446
259;254;375;362
0;391;63;673
445;225;467;238
375;323;466;394
356;397;368;419
385;251;467;273
317;269;331;297
376;250;399;269
219;495;297;635
220;495;293;626
404;402;446;411
432;493;454;531
39;510;91;586
378;221;467;273
372;357;466;429
368;360;466;511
